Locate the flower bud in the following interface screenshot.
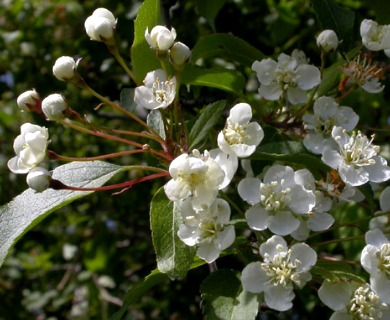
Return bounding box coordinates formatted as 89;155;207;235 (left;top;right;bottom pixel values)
145;26;176;52
316;30;339;53
53;56;78;81
42;93;68;121
169;42;191;67
26;166;51;192
85;8;116;42
17;89;41;112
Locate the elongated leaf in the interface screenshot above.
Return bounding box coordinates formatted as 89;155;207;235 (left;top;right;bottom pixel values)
131;0;161;84
201;269;259;320
181;64;245;96
191;33;265;67
147;109;166;139
0;161;127;267
196;0;227;32
189;100;227;149
110;269;168;320
150;187;195;279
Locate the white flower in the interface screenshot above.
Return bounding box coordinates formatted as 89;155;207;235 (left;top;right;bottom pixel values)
361;229;390;304
52;56;78;81
369;186;390;230
169;41;191;67
134;69;176;110
360;19;390;51
164;150;225;210
41;93;68;121
241;235;317;311
84;8;116;42
303;96;359;154
238;165;316;236
26;166;51;192
316;29;339;53
318;281;390;320
7;123;49;174
145;25;176;52
208;148;238;189
217;103;264;158
17;89;40;112
177;198;235;263
321;127;390;186
252;52;321;105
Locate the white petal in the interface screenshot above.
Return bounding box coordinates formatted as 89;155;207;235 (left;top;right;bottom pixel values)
258;83;283;101
260;235;287;259
296;64;321;89
290;243;317;271
338;163;369;186
238;177;261;204
307;212;335;231
318;281;356;311
380;186;390;212
268;211;300;235
241;262;269;293
286;86;308;105
252;59;277;85
228;103;252;124
371;276;390;304
365;156;390;183
264;285;294;311
245;205;269;231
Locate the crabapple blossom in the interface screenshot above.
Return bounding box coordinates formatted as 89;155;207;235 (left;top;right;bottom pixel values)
177;198;235;263
316;29;339;53
238;165;316;236
318;281;390;320
164;150;226;210
360;19;390;51
41;93;68;121
169;42;191;67
241;235;317;311
26;166;51;192
17;89;40;112
303;96;359;154
252;51;321;105
7;123;49;174
217;103;264;158
134;69;176;110
361;228;390;304
145;25;176;52
52;56;78;81
321;126;390;186
84;8;116;42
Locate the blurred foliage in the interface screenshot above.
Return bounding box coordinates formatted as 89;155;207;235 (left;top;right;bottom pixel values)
0;0;389;319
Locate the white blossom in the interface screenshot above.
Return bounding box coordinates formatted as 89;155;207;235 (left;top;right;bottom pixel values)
321;127;390;186
177;198;235;263
17;89;40;112
241;235;317;311
26;166;51;192
169;41;191;67
252;52;321;105
145;25;176;52
316;29;339;53
217;103;264;158
303;96;359;154
52;56;78;81
360;19;390;51
318;281;390;320
8;123;49;174
361;228;390;304
41;93;68;121
369;186;390;231
238;165;316;236
84;8;116;42
134;69;176;110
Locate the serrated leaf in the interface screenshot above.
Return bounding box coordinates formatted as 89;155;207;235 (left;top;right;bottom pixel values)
0;161;126;267
188;100;227;149
196;0;227;32
181;64;245;96
131;0;162;84
201;269;259;320
147;109;166;140
150;187;195;279
110;269;168;320
191;33;265;67
311;0;355;51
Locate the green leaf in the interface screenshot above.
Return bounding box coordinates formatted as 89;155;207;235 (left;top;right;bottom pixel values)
181;64;245;96
312;260;366;284
188;100;227;149
196;0;227;32
131;0;162;84
311;0;355;51
119;88;136;113
147;109;166;140
110;269;168;320
0;161;127;267
191;33;265;67
150;187;195;279
201;269;259;320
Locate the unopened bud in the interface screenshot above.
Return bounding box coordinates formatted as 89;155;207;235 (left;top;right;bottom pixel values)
53;56;78;81
316;30;339;53
26;166;52;192
17;89;41;112
85;8;116;42
169;42;191;67
41;93;68;121
145;26;176;52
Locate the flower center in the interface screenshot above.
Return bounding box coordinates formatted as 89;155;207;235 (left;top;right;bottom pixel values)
223;122;248;145
151;77;175;105
198;219;222;243
349;286;388;320
261;245;301;287
260;180;291;211
275;69;299;89
378;243;390;277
